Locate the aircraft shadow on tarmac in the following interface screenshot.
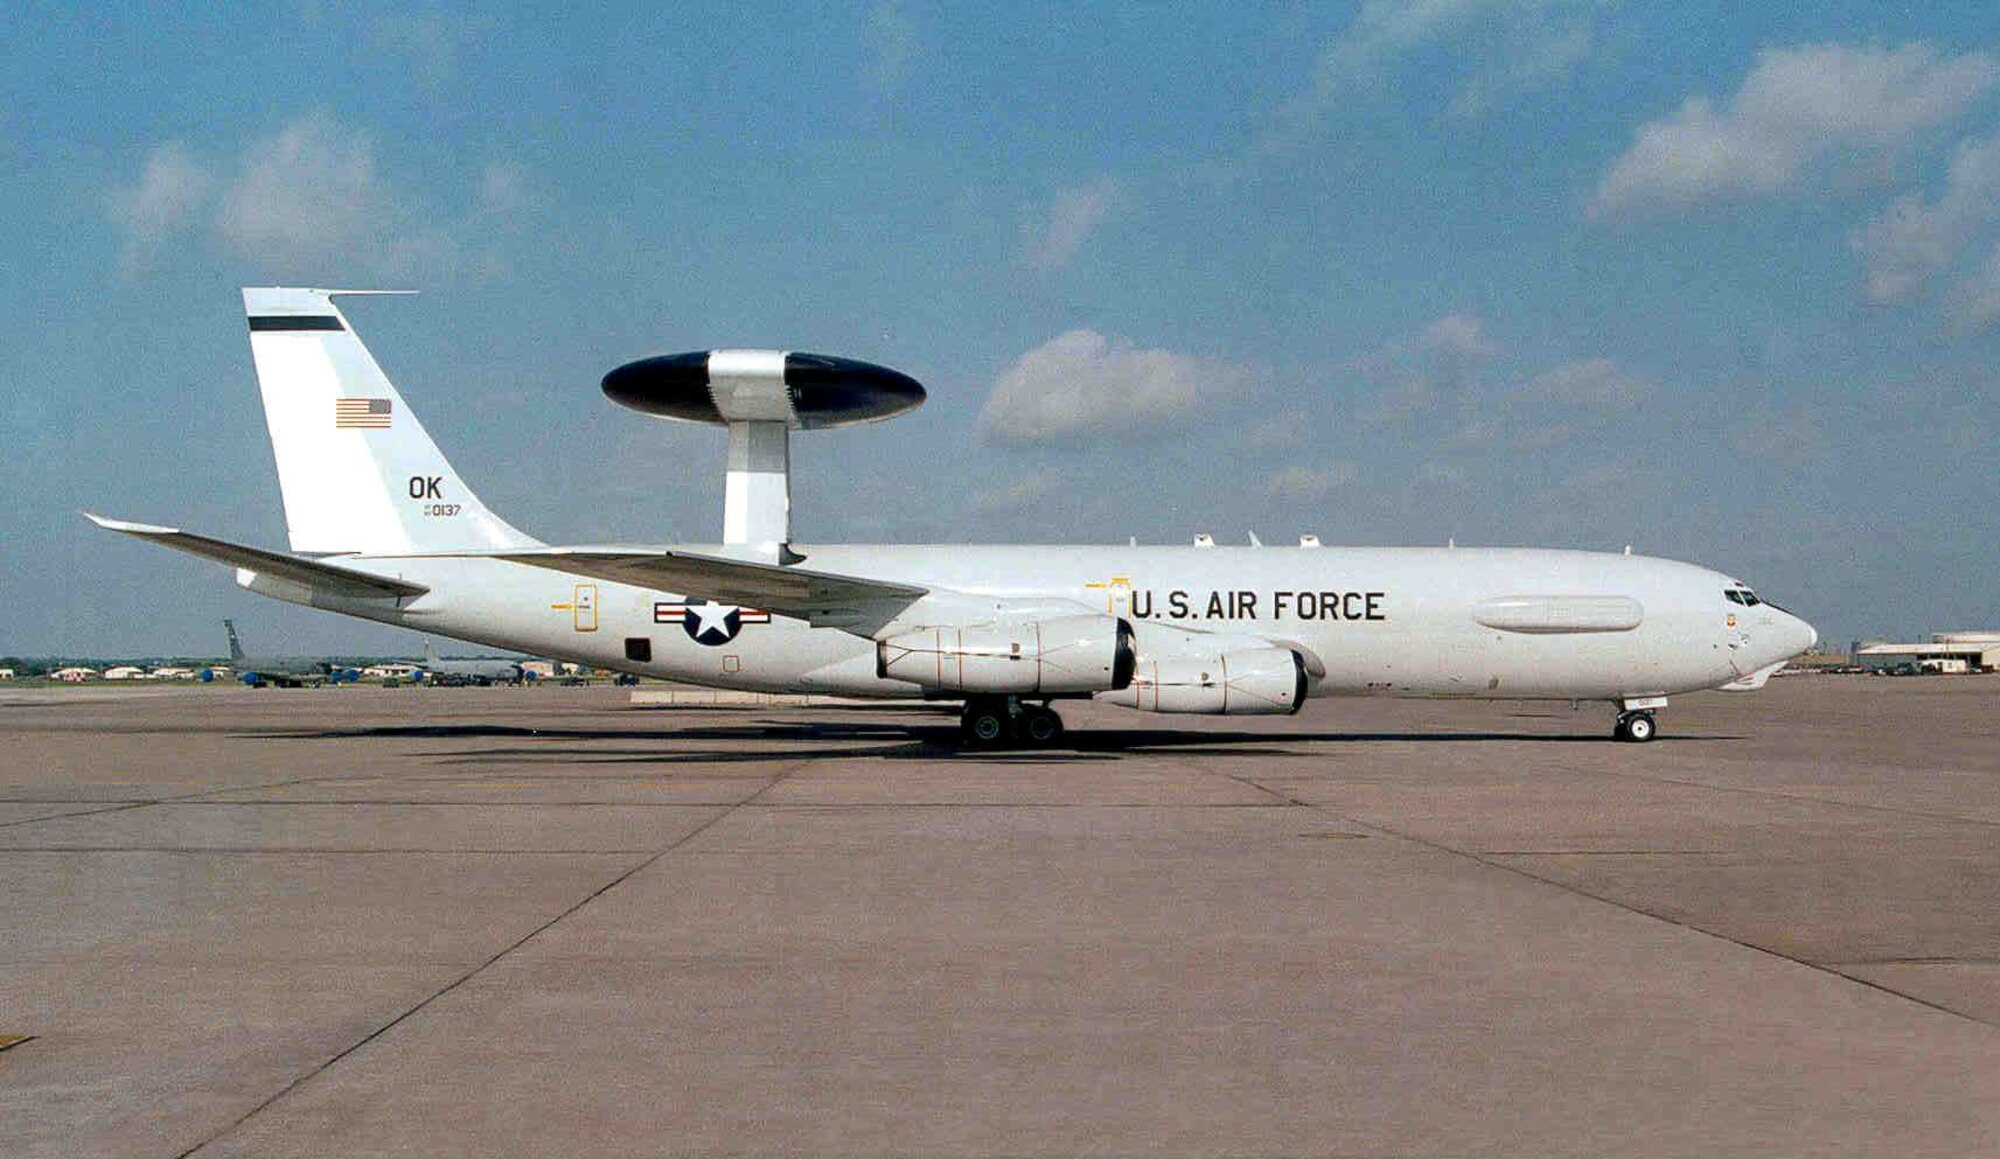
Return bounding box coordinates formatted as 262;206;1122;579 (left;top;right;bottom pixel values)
245;718;1743;766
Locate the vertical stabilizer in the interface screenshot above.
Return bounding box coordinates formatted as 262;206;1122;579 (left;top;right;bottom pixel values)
224;619;245;662
243;288;541;555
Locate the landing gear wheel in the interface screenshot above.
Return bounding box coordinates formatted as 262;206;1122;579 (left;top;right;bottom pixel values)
961;698;1011;747
1020;706;1064;746
1615;711;1657;743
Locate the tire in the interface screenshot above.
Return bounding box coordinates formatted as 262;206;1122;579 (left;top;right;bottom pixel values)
1021;707;1063;746
1623;713;1656;743
962;702;1010;747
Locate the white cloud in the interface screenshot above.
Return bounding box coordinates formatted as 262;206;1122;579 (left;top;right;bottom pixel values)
979;329;1237;444
1524;358;1652;412
107;115;532;281
1264;463;1357;502
1417;461;1467;486
1240;414;1310;450
216;115;435;273
1558;462;1665;492
1947;244;2000;331
1319;0;1503;76
369;11;476;87
865;1;920;95
475;160;534;218
973;471;1068;514
1723;408;1828;472
1356;312;1503;426
1423;312;1503;362
1023;180;1118;270
107;142;212;273
1592;43;1997;218
1852;132;2000;304
1269;0;1602;142
1449;17;1593;118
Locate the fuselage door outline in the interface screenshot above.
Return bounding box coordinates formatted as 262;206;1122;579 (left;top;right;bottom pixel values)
1086;576;1137;619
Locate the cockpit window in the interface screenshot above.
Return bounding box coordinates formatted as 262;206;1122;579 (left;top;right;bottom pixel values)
1724;589;1763;607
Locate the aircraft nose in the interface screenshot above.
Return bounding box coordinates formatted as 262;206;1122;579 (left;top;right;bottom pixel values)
1786;611;1818;656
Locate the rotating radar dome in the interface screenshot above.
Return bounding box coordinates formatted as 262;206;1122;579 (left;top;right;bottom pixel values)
602;349;924;430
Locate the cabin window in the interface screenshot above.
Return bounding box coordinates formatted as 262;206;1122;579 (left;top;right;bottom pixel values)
624;637;652;663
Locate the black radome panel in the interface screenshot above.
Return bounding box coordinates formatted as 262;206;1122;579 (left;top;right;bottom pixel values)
600;352;722;422
600;350;924;427
783;353;926;429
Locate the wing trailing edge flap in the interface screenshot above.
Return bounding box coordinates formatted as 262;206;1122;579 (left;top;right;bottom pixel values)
495;547;928;630
84;513;429;599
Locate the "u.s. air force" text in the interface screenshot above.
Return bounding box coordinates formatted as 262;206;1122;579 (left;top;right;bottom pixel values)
1127;589;1386;622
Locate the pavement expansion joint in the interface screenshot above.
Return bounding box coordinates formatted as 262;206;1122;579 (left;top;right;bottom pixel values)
1335;814;2000;1031
1483;848;1736;856
1220;772;1312;807
164;764;804;1159
0;846;669;856
0;801;158;830
1631;773;2000;830
1838;956;1997;966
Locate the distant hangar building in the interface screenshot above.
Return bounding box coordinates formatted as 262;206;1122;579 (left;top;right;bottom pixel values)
1853;632;2000;673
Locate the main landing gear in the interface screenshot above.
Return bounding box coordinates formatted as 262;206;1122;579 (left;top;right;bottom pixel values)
959;696;1065;749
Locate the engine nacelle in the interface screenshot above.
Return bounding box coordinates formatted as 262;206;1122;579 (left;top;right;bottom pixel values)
877;614;1136;695
1098;646;1308;715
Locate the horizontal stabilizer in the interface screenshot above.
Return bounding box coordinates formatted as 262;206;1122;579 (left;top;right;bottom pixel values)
495;547;925;626
85;513;429;599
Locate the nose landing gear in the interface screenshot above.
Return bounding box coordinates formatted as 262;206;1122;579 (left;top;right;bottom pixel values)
1612;696;1666;742
1614;709;1658;742
959;696;1066;749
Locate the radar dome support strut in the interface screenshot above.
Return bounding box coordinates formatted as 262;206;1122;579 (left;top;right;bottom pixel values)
601;349;925;564
724;416;791;553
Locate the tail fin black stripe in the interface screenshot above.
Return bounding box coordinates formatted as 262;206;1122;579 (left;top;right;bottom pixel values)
248;315;345;332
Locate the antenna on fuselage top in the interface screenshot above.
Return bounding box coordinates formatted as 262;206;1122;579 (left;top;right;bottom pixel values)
601;350;925;563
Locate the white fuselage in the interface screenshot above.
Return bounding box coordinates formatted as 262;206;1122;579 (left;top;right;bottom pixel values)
264;543;1817;703
100;289;1820;733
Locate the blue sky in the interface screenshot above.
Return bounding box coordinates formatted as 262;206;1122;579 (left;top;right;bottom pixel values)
4;1;1998;656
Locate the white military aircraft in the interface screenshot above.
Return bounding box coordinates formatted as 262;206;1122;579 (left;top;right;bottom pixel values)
417;637;526;686
90;288;1816;746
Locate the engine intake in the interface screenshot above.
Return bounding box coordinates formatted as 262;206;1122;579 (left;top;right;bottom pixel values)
1098;646;1307;715
877;614;1136;695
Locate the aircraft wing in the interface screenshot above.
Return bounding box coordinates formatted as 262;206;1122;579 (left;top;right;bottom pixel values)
494;547;927;628
85;513;430;599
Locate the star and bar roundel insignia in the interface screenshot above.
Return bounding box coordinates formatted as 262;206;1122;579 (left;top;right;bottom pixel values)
654;600;771;646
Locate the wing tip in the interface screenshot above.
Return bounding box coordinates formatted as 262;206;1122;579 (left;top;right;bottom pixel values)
83;511;178;535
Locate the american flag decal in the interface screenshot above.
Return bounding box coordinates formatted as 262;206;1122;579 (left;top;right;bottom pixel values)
334;398;393;429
